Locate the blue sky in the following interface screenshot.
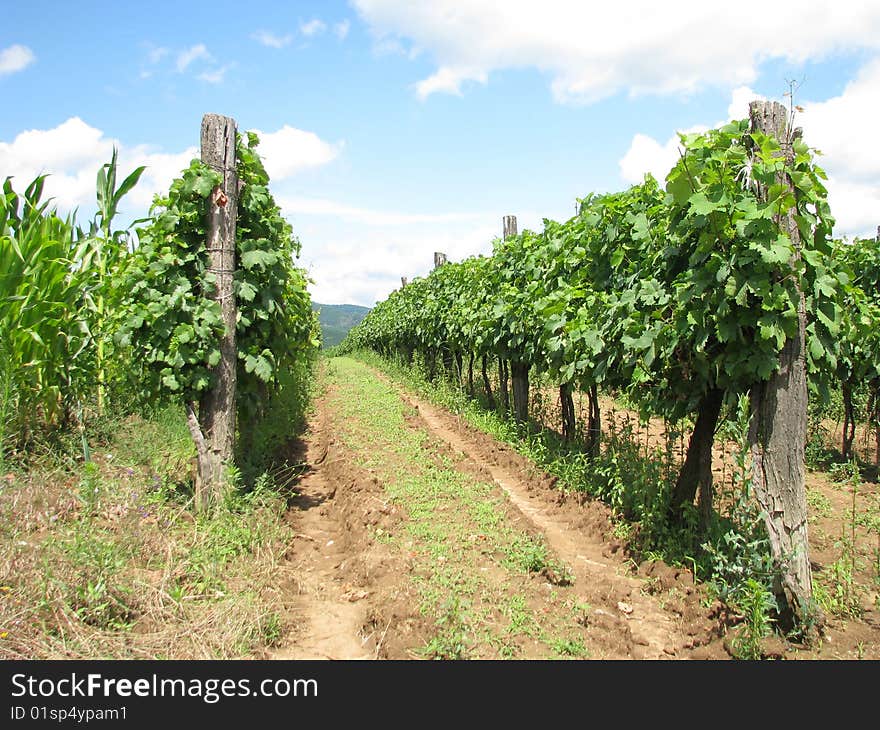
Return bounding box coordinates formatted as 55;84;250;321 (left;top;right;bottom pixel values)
3;1;880;306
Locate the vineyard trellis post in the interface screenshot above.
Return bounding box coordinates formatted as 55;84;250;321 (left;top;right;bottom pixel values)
874;226;880;466
503;215;529;424
746;100;818;633
187;113;239;513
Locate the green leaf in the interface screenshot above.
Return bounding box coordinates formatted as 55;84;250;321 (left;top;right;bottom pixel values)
161;373;180;390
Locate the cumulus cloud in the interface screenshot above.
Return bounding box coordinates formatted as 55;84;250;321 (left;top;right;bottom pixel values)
619;122;713;185
415;66;487;100
0;119;346;222
0;117;195;222
352;0;880;102
619;134;684;186
249;126;343;180
252;30;293;49
800;58;880;183
0;44;35;76
619;69;880;238
300;221;499;306
285;200;548;305
300;19;327;37
797;59;880;237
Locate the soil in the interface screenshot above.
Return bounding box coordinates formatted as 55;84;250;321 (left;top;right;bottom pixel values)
269;389;419;659
270;361;879;660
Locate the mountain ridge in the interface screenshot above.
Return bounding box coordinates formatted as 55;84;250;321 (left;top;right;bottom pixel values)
311;301;370;348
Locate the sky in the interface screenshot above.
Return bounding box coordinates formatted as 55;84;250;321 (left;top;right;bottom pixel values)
2;1;880;307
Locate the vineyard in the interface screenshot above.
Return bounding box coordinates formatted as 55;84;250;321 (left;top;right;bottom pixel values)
1;102;878;661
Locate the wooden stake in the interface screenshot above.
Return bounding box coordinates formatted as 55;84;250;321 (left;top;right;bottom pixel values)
503;215;517;240
747;100;817;633
196;113;239;513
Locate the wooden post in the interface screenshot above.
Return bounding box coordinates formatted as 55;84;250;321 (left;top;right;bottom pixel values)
503;215;517;240
747;100;817;633
433;252;447;269
193;113;239;513
502;215;530;424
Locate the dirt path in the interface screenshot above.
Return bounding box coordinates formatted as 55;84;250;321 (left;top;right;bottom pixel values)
270;395;376;660
272;358;729;659
401;392;693;658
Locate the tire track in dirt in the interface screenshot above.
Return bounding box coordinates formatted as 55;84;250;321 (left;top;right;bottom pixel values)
270;390;377;660
396;389;726;659
273;362;726;660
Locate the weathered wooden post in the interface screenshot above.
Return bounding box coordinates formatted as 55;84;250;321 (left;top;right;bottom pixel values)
187;113;238;513
870;227;880;467
503;215;517;240
502;215;530;424
747;100;817;633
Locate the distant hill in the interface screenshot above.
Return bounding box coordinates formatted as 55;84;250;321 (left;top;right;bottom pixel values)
312;302;370;348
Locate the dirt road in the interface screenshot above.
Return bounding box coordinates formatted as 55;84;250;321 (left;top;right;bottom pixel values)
270;357;736;660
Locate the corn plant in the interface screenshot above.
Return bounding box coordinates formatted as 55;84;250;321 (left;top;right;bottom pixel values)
77;147;144;415
0;175;90;445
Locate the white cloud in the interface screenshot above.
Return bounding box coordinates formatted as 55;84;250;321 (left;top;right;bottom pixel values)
352;0;880;102
823;178;880;238
0;44;35;76
139;44;168;78
728;86;767;121
619;123;709;185
619;134;683;185
250;125;343;180
198;65;231;84
176;44;211;72
300;19;327;37
797;58;880;237
289;201;548;305
619;69;880;238
278;195;485;226
301;222;498;306
252;30;293;48
146;46;169;65
334;20;351;40
415;66;487;100
0;117;195;223
799;59;880;183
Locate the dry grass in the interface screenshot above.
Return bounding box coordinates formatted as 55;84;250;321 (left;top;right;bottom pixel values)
0;408;298;660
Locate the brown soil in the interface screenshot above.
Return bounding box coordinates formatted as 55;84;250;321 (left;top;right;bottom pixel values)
529;382;880;658
273;366;732;660
272;364;879;659
269;389;426;659
398;390;729;659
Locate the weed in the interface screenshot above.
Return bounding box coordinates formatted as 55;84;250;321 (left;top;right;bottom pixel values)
728;578;776;660
806;488;832;519
550;636;589;658
422;596;470;660
76;462;104;515
815;459;865;619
